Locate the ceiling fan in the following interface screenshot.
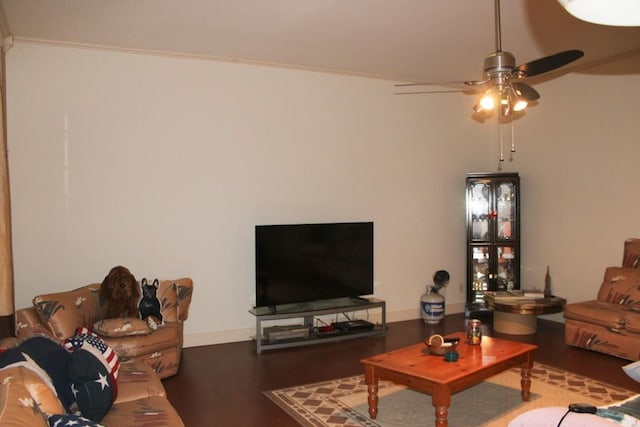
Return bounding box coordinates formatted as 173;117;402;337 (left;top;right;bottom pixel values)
396;0;584;120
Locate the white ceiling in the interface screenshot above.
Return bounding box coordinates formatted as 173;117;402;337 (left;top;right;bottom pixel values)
2;0;640;84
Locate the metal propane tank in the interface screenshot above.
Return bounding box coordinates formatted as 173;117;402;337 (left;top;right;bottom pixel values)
420;270;449;324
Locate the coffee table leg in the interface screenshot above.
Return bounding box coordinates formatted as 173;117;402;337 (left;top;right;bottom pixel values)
520;354;534;401
432;385;451;427
364;365;379;419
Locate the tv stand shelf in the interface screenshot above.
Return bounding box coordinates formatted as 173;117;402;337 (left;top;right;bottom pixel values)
249;297;386;354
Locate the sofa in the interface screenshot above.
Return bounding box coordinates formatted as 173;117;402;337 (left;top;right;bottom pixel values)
564;238;640;361
0;335;185;426
14;277;193;379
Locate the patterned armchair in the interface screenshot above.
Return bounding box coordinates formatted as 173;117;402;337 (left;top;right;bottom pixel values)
564;239;640;360
14;278;193;379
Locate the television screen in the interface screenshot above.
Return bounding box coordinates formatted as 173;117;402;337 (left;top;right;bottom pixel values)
255;222;374;308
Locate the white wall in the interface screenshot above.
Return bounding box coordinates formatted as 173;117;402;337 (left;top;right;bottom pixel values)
6;42;640;344
6;42;491;345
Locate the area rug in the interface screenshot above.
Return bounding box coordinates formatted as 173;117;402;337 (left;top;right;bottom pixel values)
265;363;637;427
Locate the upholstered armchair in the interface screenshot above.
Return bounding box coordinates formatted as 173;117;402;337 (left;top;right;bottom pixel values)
564;238;640;360
14;278;193;379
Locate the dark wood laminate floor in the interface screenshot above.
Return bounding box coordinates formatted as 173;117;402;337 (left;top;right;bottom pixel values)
163;314;640;426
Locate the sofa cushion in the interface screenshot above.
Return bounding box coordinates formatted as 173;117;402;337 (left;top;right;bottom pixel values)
14;307;57;341
101;396;185;427
597;267;640;310
14;367;65;416
103;322;180;358
0;371;49;427
13;336;75;411
114;361;166;404
0;336;75;412
32;284;104;340
93;318;151;337
0;366;65;417
564;300;627;330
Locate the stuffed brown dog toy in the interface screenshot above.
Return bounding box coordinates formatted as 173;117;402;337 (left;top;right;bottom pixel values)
100;265;141;318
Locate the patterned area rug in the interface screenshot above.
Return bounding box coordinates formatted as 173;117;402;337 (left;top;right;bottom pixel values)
265;363;637;427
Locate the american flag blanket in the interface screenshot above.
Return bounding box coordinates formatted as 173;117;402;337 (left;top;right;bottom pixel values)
64;326;120;380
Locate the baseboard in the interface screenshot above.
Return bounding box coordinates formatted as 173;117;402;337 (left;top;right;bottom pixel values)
183;303;466;348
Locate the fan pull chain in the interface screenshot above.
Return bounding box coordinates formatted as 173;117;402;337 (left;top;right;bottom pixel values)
509;120;515;162
496;113;504;170
499;120;504;163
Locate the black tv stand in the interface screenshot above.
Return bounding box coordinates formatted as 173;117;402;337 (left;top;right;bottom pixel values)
249;297;386;353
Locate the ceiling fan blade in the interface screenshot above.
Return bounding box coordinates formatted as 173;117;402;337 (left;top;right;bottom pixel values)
512;82;540;101
463;79;490;87
394;89;469;95
395;80;489;94
395;80;471;88
514;49;584;78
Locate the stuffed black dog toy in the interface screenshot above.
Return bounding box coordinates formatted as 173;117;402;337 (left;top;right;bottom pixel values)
138;278;163;324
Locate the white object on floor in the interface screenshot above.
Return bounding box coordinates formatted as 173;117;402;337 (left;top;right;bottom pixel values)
508;407;622;427
623;360;640;383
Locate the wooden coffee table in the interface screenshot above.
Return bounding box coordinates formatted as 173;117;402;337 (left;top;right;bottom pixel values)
360;331;537;427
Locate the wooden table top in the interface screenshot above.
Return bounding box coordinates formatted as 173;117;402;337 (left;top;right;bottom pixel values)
360;331;537;385
484;296;566;315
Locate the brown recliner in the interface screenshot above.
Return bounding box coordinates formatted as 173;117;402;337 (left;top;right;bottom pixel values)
14;278;193;379
564;239;640;360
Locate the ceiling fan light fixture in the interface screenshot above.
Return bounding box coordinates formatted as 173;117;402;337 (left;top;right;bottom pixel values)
397;0;585;167
558;0;640;27
504;86;528;112
478;91;496;111
513;98;528;112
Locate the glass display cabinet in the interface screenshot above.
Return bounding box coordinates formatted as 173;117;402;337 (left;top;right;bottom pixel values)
466;172;520;316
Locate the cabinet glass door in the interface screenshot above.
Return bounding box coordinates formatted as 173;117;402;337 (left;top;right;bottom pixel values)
497;246;517;291
470;182;490;241
496;182;516;241
471;246;491;303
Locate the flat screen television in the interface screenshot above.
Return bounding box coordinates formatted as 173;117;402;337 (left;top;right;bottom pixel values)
255;221;374;309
